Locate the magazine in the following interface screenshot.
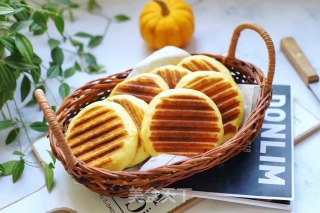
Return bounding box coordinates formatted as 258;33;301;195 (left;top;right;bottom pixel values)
166;85;293;210
30;85;294;212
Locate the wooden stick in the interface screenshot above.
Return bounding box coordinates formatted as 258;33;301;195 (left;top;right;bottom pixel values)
294;123;320;145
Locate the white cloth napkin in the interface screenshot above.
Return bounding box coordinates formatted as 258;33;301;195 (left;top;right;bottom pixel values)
127;46;190;79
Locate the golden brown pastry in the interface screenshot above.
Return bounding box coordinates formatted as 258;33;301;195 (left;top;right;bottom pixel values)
110;73;169;103
151;65;191;89
177;55;233;80
107;95;149;167
66;101;138;171
176;71;244;141
141;88;224;157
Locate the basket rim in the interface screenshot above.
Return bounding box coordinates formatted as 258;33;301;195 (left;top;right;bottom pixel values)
49;54;272;176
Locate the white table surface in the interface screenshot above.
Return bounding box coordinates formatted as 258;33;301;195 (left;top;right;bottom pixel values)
1;0;320;212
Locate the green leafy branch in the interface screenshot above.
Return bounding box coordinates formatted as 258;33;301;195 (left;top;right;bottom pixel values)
0;0;130;191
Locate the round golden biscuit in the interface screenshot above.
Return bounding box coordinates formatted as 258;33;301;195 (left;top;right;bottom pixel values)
151;65;191;89
177;55;233;80
141;89;224;157
66;101;138;171
176;71;244;142
110;73;169;103
107;95;149;167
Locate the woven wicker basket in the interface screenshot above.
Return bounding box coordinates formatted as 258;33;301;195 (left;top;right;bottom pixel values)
35;23;275;197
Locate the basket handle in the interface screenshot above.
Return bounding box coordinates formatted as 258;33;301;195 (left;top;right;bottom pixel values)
34;89;77;170
227;23;275;88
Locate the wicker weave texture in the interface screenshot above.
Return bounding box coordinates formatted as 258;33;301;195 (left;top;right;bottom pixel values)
35;23;275;197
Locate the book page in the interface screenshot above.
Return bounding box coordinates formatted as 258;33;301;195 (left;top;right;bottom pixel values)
293;99;320;138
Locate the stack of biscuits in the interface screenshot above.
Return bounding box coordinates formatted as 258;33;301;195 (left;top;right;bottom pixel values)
66;55;244;171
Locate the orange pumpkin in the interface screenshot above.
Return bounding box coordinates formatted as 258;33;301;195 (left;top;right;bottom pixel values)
140;0;195;50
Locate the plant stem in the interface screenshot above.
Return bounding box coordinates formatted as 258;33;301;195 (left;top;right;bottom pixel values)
40;78;60;106
1;109;8;120
12;98;32;146
5;102;22;152
61;48;77;54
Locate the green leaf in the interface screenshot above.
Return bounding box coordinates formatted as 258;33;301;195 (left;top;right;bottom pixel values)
9;20;33;33
30;68;40;83
51;105;57;112
70;39;83;53
47;65;61;79
33;54;42;65
59;82;70;99
29;122;49;132
56;0;79;8
74;32;92;38
15;33;34;63
44;163;54;192
88;35;103;48
12;4;31;21
29;22;46;35
21;75;31;102
0;160;18;176
47;150;56;165
54;15;64;35
51;47;64;65
64;67;76;78
4;56;38;70
87;0;99;12
13;150;24;156
0;164;4;176
6;128;20;145
84;53;97;67
48;38;60;50
0;91;13;110
32;11;48;30
0;120;14;131
0;3;15;15
114;14;130;22
74;61;81;71
0;37;17;53
0;62;16;90
12;159;24;183
0;43;3;57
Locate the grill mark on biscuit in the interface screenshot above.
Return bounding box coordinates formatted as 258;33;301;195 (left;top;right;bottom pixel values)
211;89;238;103
89;158;112;168
74;133;126;157
164;68;174;88
216;99;240;112
188;77;223;91
151;119;218;128
203;60;219;71
153;143;213;152
117;83;162;95
151;131;219;141
68;115;117;140
150;125;219;132
223;123;237;135
82;143;124;164
112;91;154;103
201;82;230;98
154;109;216;119
73;110;110;127
222;108;241;123
68;121;123;148
148;92;224;157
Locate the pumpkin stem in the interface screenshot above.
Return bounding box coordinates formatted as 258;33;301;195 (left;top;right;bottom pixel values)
153;0;170;16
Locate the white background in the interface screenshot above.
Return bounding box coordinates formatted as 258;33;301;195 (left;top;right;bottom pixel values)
1;0;320;212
